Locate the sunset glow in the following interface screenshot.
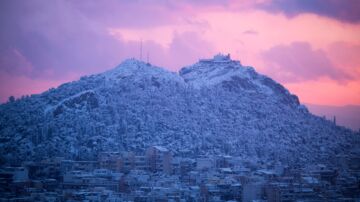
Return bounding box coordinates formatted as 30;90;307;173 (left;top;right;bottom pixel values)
0;0;359;106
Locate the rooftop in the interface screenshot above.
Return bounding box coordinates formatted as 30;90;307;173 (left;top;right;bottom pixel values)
153;146;169;152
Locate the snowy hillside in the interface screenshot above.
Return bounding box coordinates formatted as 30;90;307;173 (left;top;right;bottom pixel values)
0;54;359;166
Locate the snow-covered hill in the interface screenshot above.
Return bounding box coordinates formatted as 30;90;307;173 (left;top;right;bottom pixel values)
0;54;358;165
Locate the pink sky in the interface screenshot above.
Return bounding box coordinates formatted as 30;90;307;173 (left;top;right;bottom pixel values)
0;0;360;106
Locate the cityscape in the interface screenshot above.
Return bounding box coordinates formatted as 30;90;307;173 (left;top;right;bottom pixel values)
1;145;360;201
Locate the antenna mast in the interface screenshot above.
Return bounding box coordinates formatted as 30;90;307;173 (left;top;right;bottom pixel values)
147;51;149;63
140;39;143;61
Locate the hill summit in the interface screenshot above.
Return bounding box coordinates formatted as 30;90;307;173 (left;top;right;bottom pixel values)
0;54;358;165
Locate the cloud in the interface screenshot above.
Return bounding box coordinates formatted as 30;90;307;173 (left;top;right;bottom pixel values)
0;48;34;76
261;42;352;83
242;30;258;35
112;31;215;71
327;42;360;76
166;32;215;69
66;0;181;29
259;0;360;23
0;0;125;79
0;0;215;80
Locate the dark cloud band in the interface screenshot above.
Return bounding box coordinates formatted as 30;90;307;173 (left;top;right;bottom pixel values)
259;0;360;23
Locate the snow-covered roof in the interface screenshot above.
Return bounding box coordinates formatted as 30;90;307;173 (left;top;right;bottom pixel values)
302;176;319;184
153;146;169;152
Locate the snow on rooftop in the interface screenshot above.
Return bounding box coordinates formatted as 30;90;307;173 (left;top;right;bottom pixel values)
153;146;169;152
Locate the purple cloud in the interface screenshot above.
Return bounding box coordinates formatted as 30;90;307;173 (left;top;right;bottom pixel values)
0;48;33;76
67;0;180;29
259;0;360;23
0;0;125;79
261;42;352;82
0;0;214;80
